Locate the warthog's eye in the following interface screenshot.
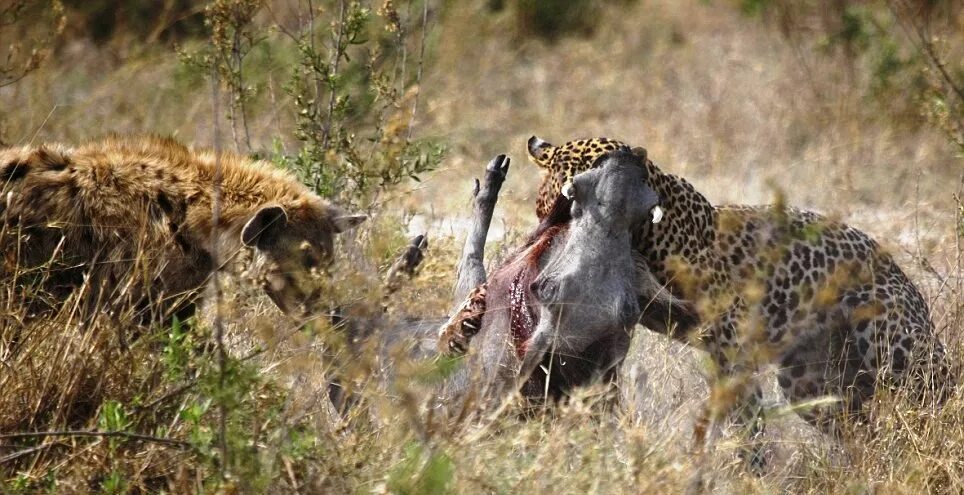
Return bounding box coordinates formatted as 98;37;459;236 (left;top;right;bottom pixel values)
530;277;559;302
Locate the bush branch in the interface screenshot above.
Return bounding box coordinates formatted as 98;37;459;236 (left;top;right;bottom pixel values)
0;430;191;450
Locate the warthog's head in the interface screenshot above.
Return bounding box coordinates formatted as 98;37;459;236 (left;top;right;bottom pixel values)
240;198;366;316
520;148;680;386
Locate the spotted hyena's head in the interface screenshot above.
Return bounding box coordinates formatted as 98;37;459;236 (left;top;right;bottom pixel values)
526;136;631;219
240;200;365;316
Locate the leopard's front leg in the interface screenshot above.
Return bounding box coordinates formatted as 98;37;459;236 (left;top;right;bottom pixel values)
674;246;768;472
691;301;767;474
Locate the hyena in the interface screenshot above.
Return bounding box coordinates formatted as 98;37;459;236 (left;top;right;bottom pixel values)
0;134;365;322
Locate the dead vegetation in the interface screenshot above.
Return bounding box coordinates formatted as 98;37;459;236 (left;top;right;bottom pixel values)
1;0;963;493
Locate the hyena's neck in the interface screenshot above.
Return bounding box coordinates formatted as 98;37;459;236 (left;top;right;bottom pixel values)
166;157;311;258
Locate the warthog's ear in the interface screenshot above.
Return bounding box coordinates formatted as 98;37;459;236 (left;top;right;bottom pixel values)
332;213;367;233
526;136;555;169
242;205;288;247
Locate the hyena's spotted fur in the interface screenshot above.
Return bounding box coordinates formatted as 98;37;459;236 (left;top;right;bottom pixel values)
0;134;364;321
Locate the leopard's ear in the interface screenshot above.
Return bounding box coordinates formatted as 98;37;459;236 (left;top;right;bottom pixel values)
631;146;648;163
526;136;556;169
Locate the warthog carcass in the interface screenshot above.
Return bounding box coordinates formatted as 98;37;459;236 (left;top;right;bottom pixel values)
434;150;696;405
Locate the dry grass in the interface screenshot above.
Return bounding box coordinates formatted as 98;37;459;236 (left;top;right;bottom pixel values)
1;0;963;493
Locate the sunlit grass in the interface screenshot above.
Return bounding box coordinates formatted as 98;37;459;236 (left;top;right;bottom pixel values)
1;0;962;492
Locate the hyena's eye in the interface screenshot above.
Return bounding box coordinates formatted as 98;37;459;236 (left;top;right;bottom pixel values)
298;242;319;269
302;251;319;269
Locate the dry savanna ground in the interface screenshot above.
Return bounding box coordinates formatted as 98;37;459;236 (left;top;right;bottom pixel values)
1;0;963;493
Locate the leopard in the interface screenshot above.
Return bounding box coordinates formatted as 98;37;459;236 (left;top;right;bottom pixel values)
524;135;953;453
443;134;952;468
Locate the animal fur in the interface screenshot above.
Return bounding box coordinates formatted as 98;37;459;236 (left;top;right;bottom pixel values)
0;134;363;321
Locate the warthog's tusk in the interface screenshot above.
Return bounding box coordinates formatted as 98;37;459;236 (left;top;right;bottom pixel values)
561;182;574;200
651;205;664;224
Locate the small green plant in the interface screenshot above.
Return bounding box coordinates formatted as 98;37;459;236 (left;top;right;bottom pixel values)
162;315;199;381
180;398;215;456
182;0;443;207
738;0;771;17
98;400;130;432
99;470;126;495
387;442;455;495
278;0;444;208
3;471;57;494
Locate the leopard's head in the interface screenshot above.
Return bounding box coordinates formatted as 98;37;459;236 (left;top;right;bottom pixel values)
527;136;634;219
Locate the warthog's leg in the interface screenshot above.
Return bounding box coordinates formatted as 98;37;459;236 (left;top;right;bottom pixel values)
384;233;429;295
453;154;510;303
438;155;509;355
328;233;430;413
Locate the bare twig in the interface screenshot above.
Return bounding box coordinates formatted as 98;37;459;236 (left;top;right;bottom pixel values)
210;63;230;480
0;442;61;464
0;1;64;89
405;0;430;141
25;104;61;146
146;0;178;43
0;430;190;450
322;0;348;150
233;23;252;152
887;0;964;104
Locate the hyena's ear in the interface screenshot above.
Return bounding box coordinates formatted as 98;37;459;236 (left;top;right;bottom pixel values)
332;213;367;233
242;205;288;247
526;136;555;169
